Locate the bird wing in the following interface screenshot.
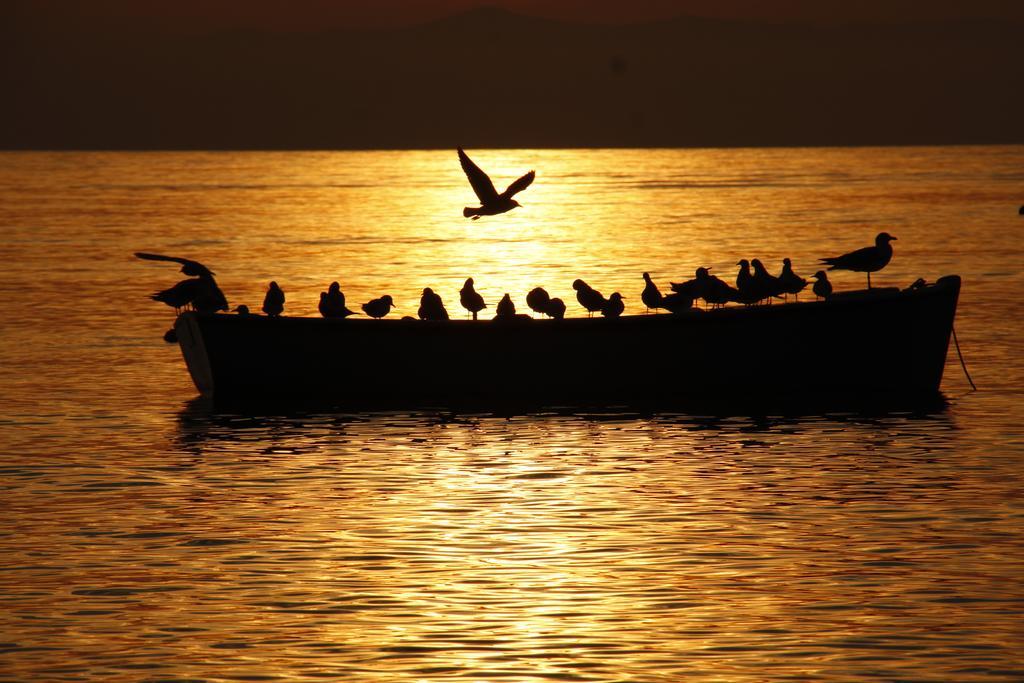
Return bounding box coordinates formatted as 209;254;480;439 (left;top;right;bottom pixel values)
458;148;499;204
820;245;874;270
501;170;535;200
135;252;213;277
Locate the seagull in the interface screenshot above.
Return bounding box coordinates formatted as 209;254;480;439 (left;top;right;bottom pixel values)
418;288;450;321
661;291;694;313
695;268;737;309
573;279;606;317
670;268;707;305
544;297;566;320
495;293;517;318
601;292;625;318
459;278;487;320
777;258;807;301
819;232;897;289
734;259;764;305
362;295;396;319
458;148;535;219
751;259;784;304
262;281;284;317
319;292;355;318
811;271;833;300
641;273;664;313
136;252;228;313
526;287;551;317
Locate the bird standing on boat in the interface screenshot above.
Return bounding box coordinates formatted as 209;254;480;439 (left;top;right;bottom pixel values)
459;278;487;320
136;252;228;314
601;292;625;318
573;279;606;317
661;291;694;313
819;232;897;289
777;258;807;301
751;258;784;304
495;293;517;319
641;273;664;313
526;287;551;317
697;268;737;309
734;259;765;305
670;268;707;305
544;297;566;320
319;291;355;318
457;148;535;220
811;271;833;300
362;295;396;319
262;281;285;317
418;288;450;321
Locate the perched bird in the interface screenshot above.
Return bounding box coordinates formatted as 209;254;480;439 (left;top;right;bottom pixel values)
544;297;566;320
641;273;664;312
811;271;833;300
601;292;625;318
696;268;737;309
670;268;707;304
234;304;250;315
137;252;228;313
418;288;450;321
819;232;897;289
262;281;285;317
661;291;694;313
459;278;487;320
361;295;396;319
319;292;355;318
495;293;517;318
777;258;807;301
526;287;551;317
573;279;606;317
458;148;535;219
326;281;347;308
734;259;764;305
751;258;784;303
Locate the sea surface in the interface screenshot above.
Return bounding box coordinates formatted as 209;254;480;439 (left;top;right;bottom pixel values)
1;147;1023;681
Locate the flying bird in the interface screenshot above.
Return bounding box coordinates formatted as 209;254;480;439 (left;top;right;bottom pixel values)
458;148;535;219
362;295;396;319
819;232;897;289
460;278;487;320
262;281;284;317
811;271;833;300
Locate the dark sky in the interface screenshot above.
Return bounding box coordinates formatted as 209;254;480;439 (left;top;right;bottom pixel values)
3;1;1023;149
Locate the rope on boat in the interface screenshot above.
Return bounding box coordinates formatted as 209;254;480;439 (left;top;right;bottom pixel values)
952;325;977;391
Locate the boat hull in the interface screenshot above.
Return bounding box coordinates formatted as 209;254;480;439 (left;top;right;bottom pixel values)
175;276;961;410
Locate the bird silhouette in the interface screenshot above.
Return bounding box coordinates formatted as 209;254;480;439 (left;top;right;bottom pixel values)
459;278;487;320
526;287;551;317
811;271;833;300
234;304;250;315
661;291;694;313
601;292;625;318
495;293;517;318
573;279;606;317
641;272;664;312
262;281;285;317
362;295;396;319
418;288;450;321
696;268;737;309
734;259;764;305
820;232;897;289
544;297;566;320
137;252;228;313
751;258;784;304
777;258;807;301
670;268;707;304
458;148;535;219
319;292;355;318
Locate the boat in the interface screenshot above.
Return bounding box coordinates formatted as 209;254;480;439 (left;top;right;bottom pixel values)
173;275;961;411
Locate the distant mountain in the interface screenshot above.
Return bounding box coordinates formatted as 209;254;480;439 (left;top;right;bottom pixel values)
2;6;1022;148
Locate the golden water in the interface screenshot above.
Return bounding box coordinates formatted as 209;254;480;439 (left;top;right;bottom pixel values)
1;147;1023;681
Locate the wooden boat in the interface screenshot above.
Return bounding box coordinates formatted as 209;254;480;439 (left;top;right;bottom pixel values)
174;275;961;411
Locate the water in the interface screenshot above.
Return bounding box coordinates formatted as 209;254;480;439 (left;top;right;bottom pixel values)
1;147;1023;681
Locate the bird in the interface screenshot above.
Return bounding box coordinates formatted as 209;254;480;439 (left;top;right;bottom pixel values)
234;304;250;315
262;281;284;317
526;287;551;317
811;271;833;300
418;288;450;321
319;292;355;318
137;252;228;313
751;258;784;303
495;293;517;318
734;259;765;305
459;278;487;320
544;297;566;320
641;273;664;312
777;258;807;301
361;295;396;319
819;232;897;289
457;148;535;219
601;292;625;318
573;279;606;317
660;291;694;313
670;268;708;305
696;268;737;309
